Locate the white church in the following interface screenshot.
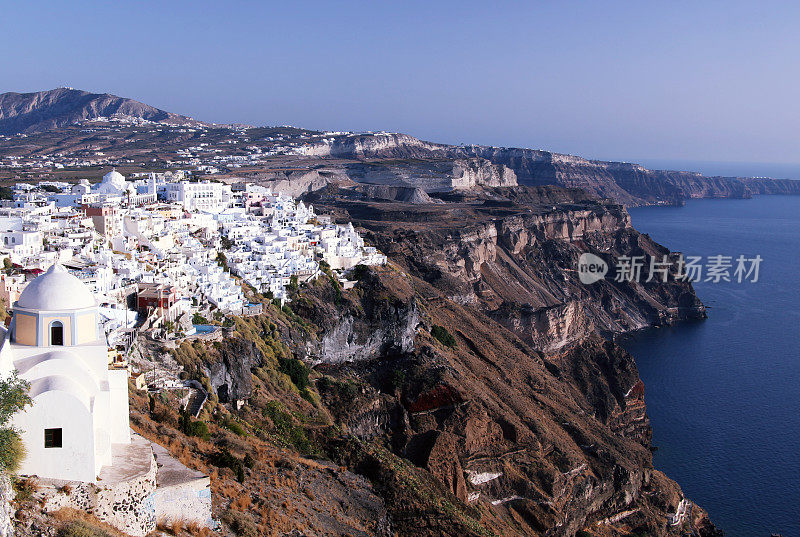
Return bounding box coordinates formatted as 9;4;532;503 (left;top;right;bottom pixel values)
0;264;211;534
0;264;130;483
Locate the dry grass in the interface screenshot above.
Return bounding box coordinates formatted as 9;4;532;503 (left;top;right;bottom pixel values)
185;520;213;536
230;492;252;511
52;508;128;537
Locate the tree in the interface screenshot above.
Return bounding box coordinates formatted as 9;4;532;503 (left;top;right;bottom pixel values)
0;372;32;472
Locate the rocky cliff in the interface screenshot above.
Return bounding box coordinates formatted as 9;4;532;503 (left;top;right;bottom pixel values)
304;132;444;158
313;187;704;352
281;187;717;536
0;88;205;134
304;131;800;205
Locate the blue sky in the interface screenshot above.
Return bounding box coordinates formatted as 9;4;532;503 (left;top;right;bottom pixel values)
2;1;799;165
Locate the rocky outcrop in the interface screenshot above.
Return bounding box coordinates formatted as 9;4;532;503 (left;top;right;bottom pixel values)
0;88;205;134
311;302;419;364
343;184;436;204
292;271;421;364
304;132;443;158
208;338;263;403
0;473;12;537
252;169;343;197
451;158;517;189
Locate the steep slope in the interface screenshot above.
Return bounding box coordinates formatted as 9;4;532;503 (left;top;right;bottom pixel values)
286;186;720;536
0;88;206;134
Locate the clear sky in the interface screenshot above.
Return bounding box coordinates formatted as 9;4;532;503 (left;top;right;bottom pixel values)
2;1;799;165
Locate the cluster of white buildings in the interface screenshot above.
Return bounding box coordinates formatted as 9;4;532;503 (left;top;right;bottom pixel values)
0;121;331;172
0;168;385;335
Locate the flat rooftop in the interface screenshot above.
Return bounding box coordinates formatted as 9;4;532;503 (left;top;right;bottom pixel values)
97;433;154;485
151;441;208;487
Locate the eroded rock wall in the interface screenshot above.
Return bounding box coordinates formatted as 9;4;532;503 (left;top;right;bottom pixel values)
0;473;12;537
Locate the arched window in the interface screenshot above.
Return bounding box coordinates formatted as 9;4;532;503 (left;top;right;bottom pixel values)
50;320;64;346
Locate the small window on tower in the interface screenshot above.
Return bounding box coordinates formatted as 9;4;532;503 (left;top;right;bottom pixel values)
44;428;62;448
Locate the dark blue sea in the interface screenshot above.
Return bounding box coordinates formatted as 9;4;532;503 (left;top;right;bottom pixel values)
623;195;800;537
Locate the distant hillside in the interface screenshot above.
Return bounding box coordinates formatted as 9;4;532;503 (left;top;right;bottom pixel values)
305;133;800;205
0;88;208;134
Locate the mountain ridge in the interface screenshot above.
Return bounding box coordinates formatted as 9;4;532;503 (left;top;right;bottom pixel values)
0;87;209;134
1;87;798;207
303;132;800;205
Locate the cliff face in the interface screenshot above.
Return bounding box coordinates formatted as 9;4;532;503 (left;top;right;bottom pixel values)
448;145;800;204
304;133;444;158
319;190;703;352
208;338;264;403
306;293;420;364
0;88;205;134
451;158;517;189
287;187;715;536
302;132;800;205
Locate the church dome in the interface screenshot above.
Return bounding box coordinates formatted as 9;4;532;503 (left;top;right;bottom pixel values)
103;169;125;186
94;168;127;195
17;264;96;311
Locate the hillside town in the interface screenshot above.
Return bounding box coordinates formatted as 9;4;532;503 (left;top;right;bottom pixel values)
0;119;368;174
0;168;386;348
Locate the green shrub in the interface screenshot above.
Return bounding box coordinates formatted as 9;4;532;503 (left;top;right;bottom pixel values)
0;372;31;472
190;420;210;440
180;410;210;441
278;357;310;389
262;401;315;455
0;430;25;473
225;421;247;437
262;401;293;434
328;274;343;304
299;387;315;404
431;325;457;348
192;312;209;324
317;377;358;401
12;477;37;502
390;369;407;390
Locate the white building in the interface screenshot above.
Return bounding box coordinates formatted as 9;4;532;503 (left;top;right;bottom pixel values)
0;264;130;483
0;230;43;258
163;181;232;212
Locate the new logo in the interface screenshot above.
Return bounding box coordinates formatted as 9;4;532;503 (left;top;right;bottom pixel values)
578;252;608;284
